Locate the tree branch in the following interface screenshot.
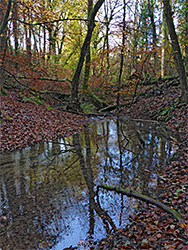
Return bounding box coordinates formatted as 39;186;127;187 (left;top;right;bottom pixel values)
9;18;89;27
97;184;184;222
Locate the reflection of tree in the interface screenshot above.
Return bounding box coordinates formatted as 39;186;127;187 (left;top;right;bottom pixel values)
102;118;174;197
103;121;113;170
158;138;166;166
0;151;66;249
116;118;124;227
73;129;116;236
84;127;95;236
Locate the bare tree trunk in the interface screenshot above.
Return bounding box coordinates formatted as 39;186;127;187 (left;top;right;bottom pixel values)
12;0;19;55
131;0;139;76
23;8;32;64
148;0;157;73
185;0;188;74
43;26;46;63
161;9;168;77
83;0;93;91
0;0;12;34
26;27;32;64
0;0;12;92
67;0;105;112
103;2;110;71
163;0;188;104
48;26;52;62
117;0;126;109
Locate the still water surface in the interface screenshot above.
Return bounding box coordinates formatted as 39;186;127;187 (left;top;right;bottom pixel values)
0;117;177;249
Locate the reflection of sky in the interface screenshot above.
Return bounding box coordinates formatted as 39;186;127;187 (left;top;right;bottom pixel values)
55;205;89;249
0;118;177;249
53;193;110;249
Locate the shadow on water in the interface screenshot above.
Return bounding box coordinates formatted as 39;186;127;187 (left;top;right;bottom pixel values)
0;117;178;249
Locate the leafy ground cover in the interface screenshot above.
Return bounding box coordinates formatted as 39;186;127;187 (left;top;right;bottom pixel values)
0;90;88;151
96;82;188;249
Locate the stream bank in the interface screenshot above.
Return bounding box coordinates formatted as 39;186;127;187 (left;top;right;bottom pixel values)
96;82;188;249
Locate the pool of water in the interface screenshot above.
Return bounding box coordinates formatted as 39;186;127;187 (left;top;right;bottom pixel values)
0;117;177;249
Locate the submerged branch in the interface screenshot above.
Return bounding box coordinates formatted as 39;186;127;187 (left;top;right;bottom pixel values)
97;185;183;222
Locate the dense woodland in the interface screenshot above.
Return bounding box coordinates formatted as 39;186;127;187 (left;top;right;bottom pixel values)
0;0;188;249
0;0;188;109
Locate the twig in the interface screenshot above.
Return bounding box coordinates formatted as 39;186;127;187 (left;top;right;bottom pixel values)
62;157;79;172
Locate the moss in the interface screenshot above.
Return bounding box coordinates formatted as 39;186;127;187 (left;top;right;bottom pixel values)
0;87;7;96
81;103;95;113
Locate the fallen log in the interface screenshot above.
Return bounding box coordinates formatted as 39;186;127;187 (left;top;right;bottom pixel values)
97;184;183;222
17;76;72;83
40;90;70;101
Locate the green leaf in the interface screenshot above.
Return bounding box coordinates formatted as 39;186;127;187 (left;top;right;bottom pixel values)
161;107;170;116
174;192;179;196
154;220;159;225
142;239;148;244
47;105;53;110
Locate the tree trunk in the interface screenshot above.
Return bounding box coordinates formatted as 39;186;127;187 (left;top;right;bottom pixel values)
102;10;110;71
12;0;19;55
48;27;52;61
148;0;157;73
43;26;46;63
161;9;168;77
101;0;118;72
163;0;188;104
0;0;12;92
83;0;93;91
67;0;105;112
0;0;12;35
23;8;32;64
117;0;126;109
185;0;188;74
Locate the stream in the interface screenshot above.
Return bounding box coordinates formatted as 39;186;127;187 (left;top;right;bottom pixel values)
0;117;178;249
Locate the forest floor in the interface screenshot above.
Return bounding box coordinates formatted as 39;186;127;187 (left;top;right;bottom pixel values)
0;90;89;151
0;79;188;249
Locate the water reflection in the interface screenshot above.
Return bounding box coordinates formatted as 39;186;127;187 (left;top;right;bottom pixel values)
0;117;177;249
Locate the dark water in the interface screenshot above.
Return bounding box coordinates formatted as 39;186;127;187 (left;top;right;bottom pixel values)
0;117;177;249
